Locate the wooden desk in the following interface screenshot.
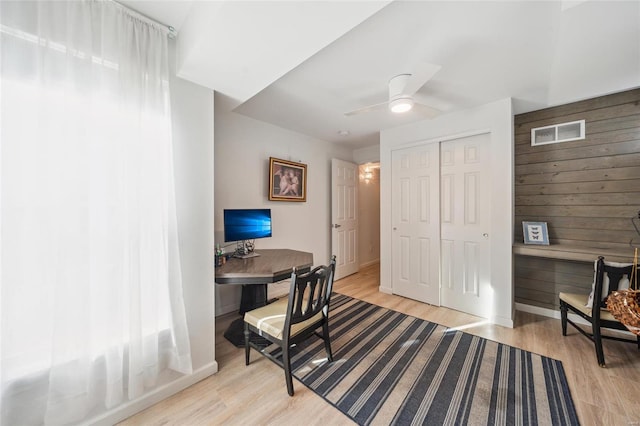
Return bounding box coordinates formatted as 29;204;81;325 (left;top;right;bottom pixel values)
216;248;313;286
215;249;313;346
513;243;633;263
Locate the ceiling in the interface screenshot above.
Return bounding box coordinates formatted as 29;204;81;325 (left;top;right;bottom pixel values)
122;0;640;150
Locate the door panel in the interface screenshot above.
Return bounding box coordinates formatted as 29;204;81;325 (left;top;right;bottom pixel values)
463;241;479;295
441;239;454;290
419;237;431;284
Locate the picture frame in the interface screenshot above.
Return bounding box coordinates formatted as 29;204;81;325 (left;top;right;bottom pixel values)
522;221;550;245
269;157;307;202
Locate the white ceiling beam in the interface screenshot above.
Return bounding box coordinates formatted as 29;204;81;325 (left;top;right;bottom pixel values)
176;0;392;102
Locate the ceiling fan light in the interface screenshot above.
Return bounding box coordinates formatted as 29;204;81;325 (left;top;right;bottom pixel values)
389;97;414;113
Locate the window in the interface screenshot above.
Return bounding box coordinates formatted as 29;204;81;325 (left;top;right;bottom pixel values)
1;2;191;424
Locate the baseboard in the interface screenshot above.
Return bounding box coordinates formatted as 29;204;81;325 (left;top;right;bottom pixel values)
491;316;514;329
87;361;219;426
516;302;560;318
217;300;239;316
359;259;380;268
378;285;392;294
515;302;590;326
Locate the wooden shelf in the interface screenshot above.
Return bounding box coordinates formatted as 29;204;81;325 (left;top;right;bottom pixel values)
513;243;635;263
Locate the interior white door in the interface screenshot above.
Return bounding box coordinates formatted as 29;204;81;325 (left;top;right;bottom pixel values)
440;133;492;318
331;158;359;280
391;143;440;305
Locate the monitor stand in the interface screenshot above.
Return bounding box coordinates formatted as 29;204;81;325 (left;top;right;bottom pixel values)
233;240;260;259
234;251;260;259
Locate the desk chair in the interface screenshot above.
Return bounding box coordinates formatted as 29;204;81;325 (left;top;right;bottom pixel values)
559;256;640;367
243;256;336;396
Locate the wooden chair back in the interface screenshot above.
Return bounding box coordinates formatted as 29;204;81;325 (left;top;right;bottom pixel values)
593;256;638;320
285;255;336;331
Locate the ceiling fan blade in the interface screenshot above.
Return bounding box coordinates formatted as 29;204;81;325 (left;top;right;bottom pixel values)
413;102;441;118
403;61;441;95
344;101;388;117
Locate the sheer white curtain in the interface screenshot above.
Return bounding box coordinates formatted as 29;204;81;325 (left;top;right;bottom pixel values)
0;1;192;424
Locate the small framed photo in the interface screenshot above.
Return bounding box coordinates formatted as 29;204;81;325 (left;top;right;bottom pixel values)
522;221;550;245
269;157;307;202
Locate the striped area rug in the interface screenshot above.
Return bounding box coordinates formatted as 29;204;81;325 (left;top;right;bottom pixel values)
276;294;579;426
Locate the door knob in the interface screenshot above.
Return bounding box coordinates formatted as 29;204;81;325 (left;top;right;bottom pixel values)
482;233;489;239
333;224;341;228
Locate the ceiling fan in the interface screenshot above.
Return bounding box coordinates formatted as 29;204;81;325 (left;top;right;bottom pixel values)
345;62;442;118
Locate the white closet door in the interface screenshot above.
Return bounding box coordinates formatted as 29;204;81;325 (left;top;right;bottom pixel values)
440;133;492;318
391;143;440;305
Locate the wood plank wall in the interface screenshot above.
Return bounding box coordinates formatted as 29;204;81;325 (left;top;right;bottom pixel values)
514;89;640;310
515;256;594;310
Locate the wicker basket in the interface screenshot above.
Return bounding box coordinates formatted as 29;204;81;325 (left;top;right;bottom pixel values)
607;289;640;336
606;248;640;335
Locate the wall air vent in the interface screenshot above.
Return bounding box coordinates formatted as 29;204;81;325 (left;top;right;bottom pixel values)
531;120;585;146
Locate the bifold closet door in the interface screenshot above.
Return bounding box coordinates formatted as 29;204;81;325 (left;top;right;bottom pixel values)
440;133;492;318
391;133;492;317
391;143;440;305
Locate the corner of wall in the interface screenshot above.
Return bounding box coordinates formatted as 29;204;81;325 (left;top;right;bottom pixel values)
353;144;380;164
378;285;392;295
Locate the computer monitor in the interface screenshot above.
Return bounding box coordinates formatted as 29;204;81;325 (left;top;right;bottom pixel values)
223;209;272;258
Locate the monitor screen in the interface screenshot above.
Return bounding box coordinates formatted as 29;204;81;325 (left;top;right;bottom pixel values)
223;209;272;242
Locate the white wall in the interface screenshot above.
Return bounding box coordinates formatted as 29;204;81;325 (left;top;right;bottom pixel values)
379;98;514;328
95;40;217;426
171;59;216;372
358;166;380;267
353;144;380;164
214;93;354;315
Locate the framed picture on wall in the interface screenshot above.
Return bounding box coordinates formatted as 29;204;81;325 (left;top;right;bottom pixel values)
522;221;550;245
269;157;307;202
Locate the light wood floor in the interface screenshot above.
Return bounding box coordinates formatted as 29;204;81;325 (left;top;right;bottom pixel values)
120;263;640;425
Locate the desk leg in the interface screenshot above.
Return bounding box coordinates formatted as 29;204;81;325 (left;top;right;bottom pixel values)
239;283;267;315
224;284;270;347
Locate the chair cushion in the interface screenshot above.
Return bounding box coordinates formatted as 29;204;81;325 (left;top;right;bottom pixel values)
559;292;620;322
586;260;632;308
244;298;324;340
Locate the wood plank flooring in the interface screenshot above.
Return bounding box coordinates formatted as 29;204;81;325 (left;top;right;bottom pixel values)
120;263;640;425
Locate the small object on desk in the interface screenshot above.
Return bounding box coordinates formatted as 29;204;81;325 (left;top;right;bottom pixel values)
233;239;259;258
215;244;225;267
522;221;549;245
